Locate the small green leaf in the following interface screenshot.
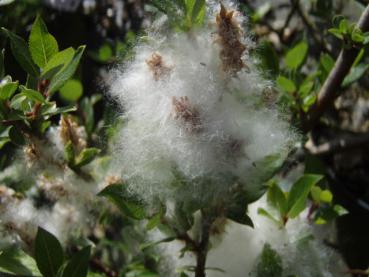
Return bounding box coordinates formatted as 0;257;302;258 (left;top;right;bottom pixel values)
342;63;369;87
64;140;75;165
320;189;333;203
48;45;85;94
287;174;323;218
227;209;254;227
299;80;314;97
277;76;296;93
41;103;77;116
302;94;316;112
191;0;205;25
1;28;39;76
351;28;364;43
74;147;100;168
62;246;91;277
97;44;113;62
0;81;18;100
252;3;272;22
35;227;64;277
257;207;280;224
29;16;59;68
328;28;344;40
140;237;176;251
0;126;12;141
267;182;288;216
42;47;75;78
98;184;147;220
59;79;83;102
320;53;335;73
146;212;163;230
0;246;41;276
310;185;322;203
339;19;349;34
10;94;27;110
285;41;308;69
21;88;45;103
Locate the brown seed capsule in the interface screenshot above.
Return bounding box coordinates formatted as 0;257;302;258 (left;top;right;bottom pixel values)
171;96;202;133
60;115;86;154
146;52;172;81
216;4;247;75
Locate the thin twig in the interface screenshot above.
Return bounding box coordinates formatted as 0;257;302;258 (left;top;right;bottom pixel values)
303;4;369;132
194;211;214;277
292;0;331;54
305;132;369;155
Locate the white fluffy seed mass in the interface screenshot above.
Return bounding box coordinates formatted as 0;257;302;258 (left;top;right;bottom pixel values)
109;1;297;204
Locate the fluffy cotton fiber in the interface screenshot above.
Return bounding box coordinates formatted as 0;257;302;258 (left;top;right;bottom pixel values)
109;1;297;206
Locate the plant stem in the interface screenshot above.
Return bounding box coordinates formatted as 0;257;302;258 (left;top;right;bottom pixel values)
195;211;214;277
303;4;369;131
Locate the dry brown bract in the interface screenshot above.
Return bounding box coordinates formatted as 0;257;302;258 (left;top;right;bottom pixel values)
146;52;172;81
216;4;247;75
172;96;202;133
60;115;86;154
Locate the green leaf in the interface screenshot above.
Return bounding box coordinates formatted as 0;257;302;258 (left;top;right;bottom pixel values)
98;184;147;220
140;237;176;251
252;3;272;22
10;94;27;110
267;182;288;216
59;79;83;102
320;189;333;203
257;207;280;224
328;28;344;40
285;41;308;69
48;46;85;94
299;80;314;97
21;88;45;103
277;76;296;93
35;227;64;277
41;103;77;116
1;28;39;76
62;246;91;277
42;47;75;78
351;28;364;43
302;94;316;112
256;243;283;277
342;63;369;87
74;147;100;168
64;140;75;165
0;246;41;276
146;212;163;230
29;16;59;68
339;19;349;34
310;185;322;203
227;209;254;227
257;41;279;77
320;53;335;73
0;81;18;100
287;174;323;218
0;126;11;149
97;44;113;62
0;49;4;79
191;0;205;25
